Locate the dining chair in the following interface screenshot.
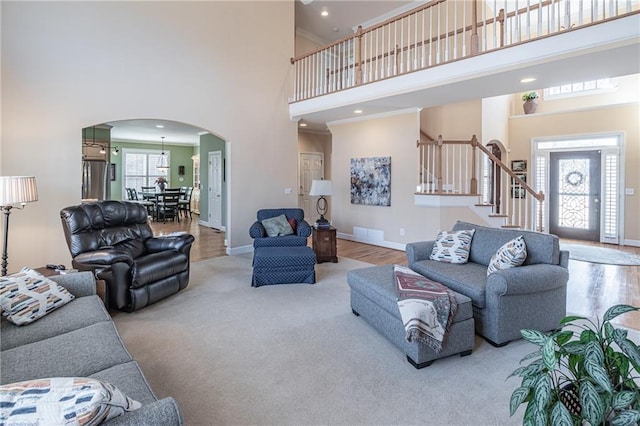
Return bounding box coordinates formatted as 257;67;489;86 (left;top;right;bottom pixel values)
179;187;193;219
129;188;140;201
125;188;135;200
155;190;181;223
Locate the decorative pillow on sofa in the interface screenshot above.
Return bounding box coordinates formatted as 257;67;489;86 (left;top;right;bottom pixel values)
288;218;297;234
262;214;294;237
487;236;528;275
0;267;75;326
429;229;475;264
0;377;141;425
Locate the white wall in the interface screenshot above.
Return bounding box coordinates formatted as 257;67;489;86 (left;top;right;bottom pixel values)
420;99;483;141
1;1;296;268
482;95;511;147
329;110;478;248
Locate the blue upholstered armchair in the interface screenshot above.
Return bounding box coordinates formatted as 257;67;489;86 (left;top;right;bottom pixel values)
249;208;312;248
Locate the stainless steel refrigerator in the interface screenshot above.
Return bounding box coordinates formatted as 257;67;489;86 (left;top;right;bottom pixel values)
82;159;110;200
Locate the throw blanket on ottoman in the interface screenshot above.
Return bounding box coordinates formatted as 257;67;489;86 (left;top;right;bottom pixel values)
394;265;458;353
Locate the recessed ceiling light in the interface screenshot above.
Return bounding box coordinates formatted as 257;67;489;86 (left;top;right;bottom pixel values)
299;121;308;127
354;109;363;114
520;77;536;83
321;9;328;17
156;124;164;128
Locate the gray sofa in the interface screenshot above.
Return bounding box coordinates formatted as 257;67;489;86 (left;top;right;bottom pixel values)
406;221;569;347
0;271;182;425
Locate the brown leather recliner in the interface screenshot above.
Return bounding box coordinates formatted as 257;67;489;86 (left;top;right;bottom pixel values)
60;200;195;312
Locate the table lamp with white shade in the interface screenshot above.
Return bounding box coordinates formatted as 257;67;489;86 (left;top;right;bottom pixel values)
309;179;333;229
0;176;38;276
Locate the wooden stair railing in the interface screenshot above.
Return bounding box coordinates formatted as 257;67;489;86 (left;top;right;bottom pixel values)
417;134;545;231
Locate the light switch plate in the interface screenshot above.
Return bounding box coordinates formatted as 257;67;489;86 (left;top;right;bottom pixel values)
625;188;634;195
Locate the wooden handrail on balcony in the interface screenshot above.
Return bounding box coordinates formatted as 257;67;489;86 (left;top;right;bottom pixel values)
290;0;639;103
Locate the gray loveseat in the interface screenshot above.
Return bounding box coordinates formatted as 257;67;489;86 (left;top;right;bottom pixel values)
1;272;182;425
406;221;569;347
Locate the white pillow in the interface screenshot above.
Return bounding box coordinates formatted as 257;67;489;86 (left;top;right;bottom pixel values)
429;229;475;264
0;377;141;425
0;267;74;326
261;214;294;237
487;236;528;275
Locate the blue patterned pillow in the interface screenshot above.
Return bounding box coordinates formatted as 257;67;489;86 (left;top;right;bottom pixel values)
429;229;475;264
0;377;141;425
487;236;527;275
0;268;74;326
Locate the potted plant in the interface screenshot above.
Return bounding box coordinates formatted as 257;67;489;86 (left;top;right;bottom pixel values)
521;91;539;114
508;304;640;426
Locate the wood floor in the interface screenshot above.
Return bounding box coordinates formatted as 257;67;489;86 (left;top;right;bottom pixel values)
151;216;640;331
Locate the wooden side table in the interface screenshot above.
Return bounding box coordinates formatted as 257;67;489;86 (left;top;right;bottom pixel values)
34;267;107;306
312;226;338;263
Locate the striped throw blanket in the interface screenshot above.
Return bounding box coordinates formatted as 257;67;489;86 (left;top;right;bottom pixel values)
394;265;458;353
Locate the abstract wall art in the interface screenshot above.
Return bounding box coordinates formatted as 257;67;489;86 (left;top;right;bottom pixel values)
350;156;391;206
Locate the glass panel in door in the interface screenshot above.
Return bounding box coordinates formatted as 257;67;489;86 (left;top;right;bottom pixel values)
549;151;601;241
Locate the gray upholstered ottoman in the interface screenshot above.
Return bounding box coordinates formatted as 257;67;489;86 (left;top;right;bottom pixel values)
252;246;316;287
347;265;474;369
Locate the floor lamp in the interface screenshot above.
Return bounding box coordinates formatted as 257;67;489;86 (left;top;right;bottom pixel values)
309;179;333;229
0;176;38;276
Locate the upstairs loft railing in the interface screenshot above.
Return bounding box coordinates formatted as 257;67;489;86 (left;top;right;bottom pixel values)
290;0;639;102
417;135;545;231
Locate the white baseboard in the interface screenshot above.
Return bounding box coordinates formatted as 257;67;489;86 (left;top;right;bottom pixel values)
622;239;640;247
198;219;225;233
229;245;253;256
337;232;406;252
228;234;408;257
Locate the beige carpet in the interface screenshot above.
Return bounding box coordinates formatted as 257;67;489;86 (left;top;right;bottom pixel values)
112;255;534;425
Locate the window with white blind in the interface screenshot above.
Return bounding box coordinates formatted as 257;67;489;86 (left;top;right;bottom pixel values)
122;148;170;198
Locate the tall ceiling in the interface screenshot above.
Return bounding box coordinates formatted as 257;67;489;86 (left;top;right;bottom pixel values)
106;1;414;144
295;0;417;44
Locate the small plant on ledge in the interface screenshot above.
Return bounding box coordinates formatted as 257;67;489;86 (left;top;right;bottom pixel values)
521;91;540;101
508;304;640;426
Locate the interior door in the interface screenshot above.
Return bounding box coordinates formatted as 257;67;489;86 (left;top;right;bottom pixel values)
549;150;601;241
299;153;323;222
208;151;222;230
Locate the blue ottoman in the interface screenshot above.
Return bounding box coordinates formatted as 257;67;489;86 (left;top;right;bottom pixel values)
252;246;316;287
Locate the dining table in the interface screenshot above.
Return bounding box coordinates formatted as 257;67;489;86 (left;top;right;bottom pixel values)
139;189;184;222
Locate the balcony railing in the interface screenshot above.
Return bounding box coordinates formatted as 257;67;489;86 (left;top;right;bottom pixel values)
290;0;639;102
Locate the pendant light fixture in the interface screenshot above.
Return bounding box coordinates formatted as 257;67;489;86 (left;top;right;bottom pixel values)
157;136;169;170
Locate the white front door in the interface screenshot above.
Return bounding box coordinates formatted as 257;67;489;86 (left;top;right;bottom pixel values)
208;151;222;229
299;152;324;223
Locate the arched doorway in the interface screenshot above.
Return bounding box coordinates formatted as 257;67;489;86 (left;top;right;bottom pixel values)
81;118;231;257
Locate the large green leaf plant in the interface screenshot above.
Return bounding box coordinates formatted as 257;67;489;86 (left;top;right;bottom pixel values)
508;304;640;426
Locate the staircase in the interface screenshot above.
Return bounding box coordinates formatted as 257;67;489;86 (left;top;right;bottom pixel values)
416;134;544;231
